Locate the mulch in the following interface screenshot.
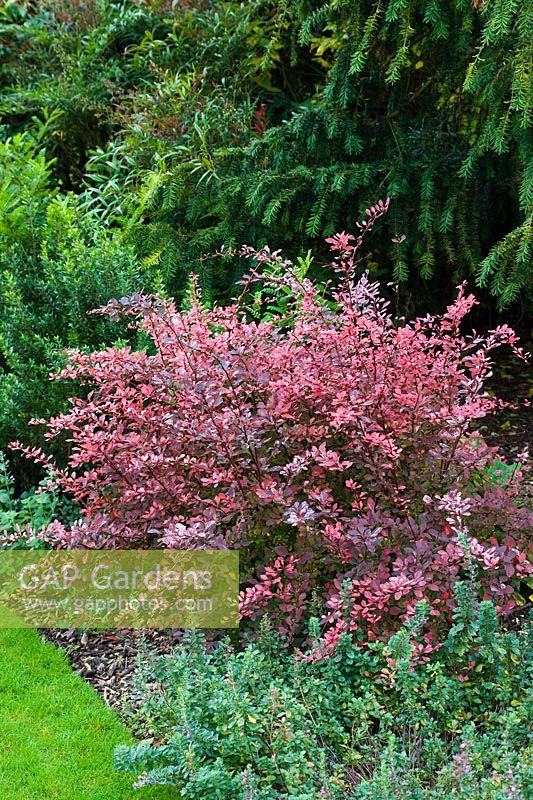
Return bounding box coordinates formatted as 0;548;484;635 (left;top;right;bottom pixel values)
41;628;186;718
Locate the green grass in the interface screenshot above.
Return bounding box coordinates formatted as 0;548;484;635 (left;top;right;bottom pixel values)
0;627;177;799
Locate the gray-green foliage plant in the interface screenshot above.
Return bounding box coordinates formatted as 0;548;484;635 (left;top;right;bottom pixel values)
116;588;532;799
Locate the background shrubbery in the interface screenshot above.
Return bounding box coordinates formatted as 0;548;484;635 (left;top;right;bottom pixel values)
0;0;532;308
0;127;163;478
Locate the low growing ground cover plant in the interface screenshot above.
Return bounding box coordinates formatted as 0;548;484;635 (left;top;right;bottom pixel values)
12;204;532;652
115;588;533;799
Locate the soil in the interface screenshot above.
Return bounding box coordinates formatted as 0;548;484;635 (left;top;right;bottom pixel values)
478;344;533;456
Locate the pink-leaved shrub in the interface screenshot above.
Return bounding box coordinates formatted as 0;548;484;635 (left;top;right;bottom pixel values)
12;201;532;654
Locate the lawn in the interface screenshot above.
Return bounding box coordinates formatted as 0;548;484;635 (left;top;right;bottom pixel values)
0;627;176;800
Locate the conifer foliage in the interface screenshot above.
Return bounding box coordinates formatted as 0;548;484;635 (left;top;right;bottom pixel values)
0;0;531;306
236;0;533;307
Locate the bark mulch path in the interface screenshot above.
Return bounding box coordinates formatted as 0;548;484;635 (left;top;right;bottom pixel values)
41;628;185;720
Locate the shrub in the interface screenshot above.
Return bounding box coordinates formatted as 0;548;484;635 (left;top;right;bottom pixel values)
15;207;532;648
0;130;162;482
115;591;533;799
